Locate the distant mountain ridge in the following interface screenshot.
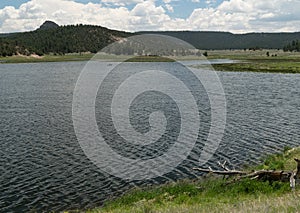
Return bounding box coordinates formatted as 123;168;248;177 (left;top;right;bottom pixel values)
0;21;300;57
140;31;300;50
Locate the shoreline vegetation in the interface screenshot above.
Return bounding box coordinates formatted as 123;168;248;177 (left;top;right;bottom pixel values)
0;53;94;64
1;50;300;73
207;49;300;74
125;56;176;62
74;147;300;213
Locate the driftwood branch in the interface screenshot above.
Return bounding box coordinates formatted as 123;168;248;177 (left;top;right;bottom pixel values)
291;158;300;190
193;167;247;175
193;158;300;190
218;161;230;171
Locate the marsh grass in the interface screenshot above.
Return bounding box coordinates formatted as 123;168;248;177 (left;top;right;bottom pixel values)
203;50;300;73
206;49;300;60
211;62;300;73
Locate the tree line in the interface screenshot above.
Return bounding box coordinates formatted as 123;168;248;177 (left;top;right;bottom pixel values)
283;40;300;52
1;23;300;57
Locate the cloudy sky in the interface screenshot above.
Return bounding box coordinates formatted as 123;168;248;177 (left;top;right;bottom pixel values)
0;0;300;33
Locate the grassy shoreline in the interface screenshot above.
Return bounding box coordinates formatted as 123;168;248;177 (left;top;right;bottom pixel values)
211;61;300;74
125;56;176;62
206;50;300;73
72;147;300;213
0;54;94;64
2;50;300;74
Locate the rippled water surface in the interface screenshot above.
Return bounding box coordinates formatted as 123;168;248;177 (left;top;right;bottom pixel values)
0;61;300;212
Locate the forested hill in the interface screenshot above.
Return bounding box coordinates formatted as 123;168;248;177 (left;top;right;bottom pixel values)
139;31;300;50
0;22;132;56
1;21;300;57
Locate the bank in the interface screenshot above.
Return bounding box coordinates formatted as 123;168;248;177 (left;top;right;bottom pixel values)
68;147;300;213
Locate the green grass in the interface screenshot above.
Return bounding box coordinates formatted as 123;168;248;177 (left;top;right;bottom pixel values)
0;54;94;64
74;147;300;213
125;56;175;62
254;146;300;171
3;50;300;74
0;54;179;63
203;50;300;73
206;49;300;60
92;179;291;213
211;61;300;73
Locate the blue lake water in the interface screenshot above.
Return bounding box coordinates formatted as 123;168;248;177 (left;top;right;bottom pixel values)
0;61;300;212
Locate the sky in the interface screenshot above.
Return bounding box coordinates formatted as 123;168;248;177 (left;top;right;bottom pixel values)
0;0;300;33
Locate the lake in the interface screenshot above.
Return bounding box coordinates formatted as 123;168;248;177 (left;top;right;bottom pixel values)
0;61;300;212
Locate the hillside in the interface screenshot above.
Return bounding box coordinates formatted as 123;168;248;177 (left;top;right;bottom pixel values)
140;31;300;50
0;21;132;56
1;21;300;57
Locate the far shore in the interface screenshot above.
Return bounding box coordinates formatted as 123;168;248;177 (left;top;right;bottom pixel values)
1;50;300;74
0;53;94;64
207;49;300;73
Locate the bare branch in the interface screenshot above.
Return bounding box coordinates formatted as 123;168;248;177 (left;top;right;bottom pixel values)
193;167;247;175
218;161;230;171
193;158;300;190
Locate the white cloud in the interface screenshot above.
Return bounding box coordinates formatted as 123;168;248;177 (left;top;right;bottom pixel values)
165;4;174;13
185;0;300;33
205;0;216;6
0;0;300;33
101;0;143;6
132;1;165;16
